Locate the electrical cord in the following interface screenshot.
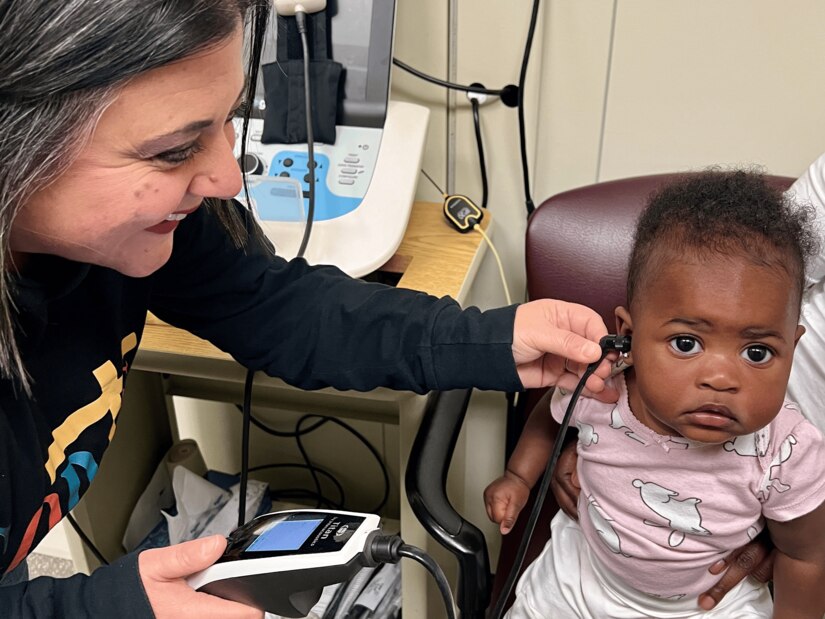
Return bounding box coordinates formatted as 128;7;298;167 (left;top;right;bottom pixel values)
66;513;109;566
394;0;540;218
490;335;630;618
232;405;390;514
470;97;488;209
239;7;320;529
296;414;391;514
472;223;511;305
239;368;254;528
368;535;456;619
392;57;507;97
240;463;346;508
234;404;325;438
517;0;540;216
489;364;600;618
295;9;316;260
420;169;511;304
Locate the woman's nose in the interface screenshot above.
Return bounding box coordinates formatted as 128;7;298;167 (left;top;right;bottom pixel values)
190;129;243;199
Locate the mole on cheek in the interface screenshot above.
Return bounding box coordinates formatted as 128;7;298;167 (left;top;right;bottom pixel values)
134;182;154;199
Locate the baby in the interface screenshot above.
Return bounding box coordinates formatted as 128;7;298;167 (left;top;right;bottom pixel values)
485;171;825;618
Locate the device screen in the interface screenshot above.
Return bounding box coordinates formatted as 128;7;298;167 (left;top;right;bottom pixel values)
220;511;369;562
246;518;324;553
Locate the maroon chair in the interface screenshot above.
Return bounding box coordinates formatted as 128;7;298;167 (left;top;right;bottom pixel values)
489;172;795;612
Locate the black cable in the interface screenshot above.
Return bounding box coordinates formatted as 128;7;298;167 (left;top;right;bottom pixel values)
368;536;455;619
470;98;488;209
66;513;109;566
241;463;346;508
296;415;391;514
269;489;340;509
490;344;613;619
295;10;315;259
233;404;388;512
239;369;254;528
233;404;325;438
517;0;540;216
398;544;456;619
294;415;327;509
392;58;504;96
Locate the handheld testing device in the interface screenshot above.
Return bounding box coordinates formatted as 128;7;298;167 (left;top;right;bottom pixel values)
188;508;455;618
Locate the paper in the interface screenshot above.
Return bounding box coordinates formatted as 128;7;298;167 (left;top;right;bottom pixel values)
163;467;231;545
199;479;268;539
122;459;175;552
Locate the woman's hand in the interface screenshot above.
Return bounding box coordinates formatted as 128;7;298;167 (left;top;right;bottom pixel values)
549;440;581;520
512;300;618;402
698;532;775;611
484;471;532;535
139;536;264;619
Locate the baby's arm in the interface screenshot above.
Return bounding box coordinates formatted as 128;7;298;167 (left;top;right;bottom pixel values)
767;499;825;619
484;394;570;534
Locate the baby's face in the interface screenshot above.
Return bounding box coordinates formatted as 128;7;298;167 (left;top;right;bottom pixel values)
617;253;804;444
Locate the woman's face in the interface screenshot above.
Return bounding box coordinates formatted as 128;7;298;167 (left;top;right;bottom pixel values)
10;27;246;277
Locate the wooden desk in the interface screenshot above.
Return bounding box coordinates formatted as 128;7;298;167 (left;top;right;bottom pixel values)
73;202;492;619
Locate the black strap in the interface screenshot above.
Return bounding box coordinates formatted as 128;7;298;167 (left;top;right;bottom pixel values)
276;9;331;61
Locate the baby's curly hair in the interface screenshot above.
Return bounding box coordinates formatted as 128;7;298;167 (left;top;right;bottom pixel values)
627;169;820;310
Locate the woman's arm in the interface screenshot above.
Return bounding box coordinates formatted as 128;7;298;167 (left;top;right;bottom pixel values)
767;500;825;619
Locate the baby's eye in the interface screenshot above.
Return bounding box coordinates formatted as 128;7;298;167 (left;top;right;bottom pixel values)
741;346;773;365
669;336;702;356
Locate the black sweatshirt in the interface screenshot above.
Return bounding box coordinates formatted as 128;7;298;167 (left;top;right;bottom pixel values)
0;202;521;617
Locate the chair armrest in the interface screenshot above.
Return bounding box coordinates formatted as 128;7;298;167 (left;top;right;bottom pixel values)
405;389;491;619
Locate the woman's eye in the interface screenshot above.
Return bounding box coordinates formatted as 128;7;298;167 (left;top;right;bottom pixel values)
669;336;702;355
741;346;774;365
154;142;204;165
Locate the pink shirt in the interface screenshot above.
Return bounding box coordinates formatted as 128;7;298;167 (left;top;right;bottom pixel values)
551;373;825;599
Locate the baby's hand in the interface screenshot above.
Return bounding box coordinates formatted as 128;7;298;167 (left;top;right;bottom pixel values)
483;471;531;535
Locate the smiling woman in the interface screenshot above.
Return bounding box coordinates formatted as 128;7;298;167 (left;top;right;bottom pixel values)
11;33;247;276
0;0;267;386
0;1;623;617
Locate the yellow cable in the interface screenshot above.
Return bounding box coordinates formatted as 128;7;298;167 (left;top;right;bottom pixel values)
473;224;512;305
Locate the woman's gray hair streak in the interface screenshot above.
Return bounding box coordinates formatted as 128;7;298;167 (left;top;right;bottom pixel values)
0;0;269;390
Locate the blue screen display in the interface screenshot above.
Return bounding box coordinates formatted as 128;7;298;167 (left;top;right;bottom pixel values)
246;519;323;553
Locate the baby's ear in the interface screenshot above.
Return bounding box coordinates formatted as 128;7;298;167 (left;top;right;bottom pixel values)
615;306;633;336
794;324;806;347
614;307;634;366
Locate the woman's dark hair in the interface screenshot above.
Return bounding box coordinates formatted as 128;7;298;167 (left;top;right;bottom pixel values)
0;0;270;389
627;169;819;309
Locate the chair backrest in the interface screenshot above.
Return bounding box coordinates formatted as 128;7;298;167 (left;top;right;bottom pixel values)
491;171;795;612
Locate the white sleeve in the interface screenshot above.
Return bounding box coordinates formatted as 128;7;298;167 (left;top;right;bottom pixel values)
787;151;825;286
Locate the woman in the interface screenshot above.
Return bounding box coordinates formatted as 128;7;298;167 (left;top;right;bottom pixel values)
0;1;614;616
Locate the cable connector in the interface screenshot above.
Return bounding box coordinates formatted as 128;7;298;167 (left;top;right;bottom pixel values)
273;0;326;16
585;334;632;373
367;534;403;565
466;82;490;106
599;334;632;354
367;537;457;619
